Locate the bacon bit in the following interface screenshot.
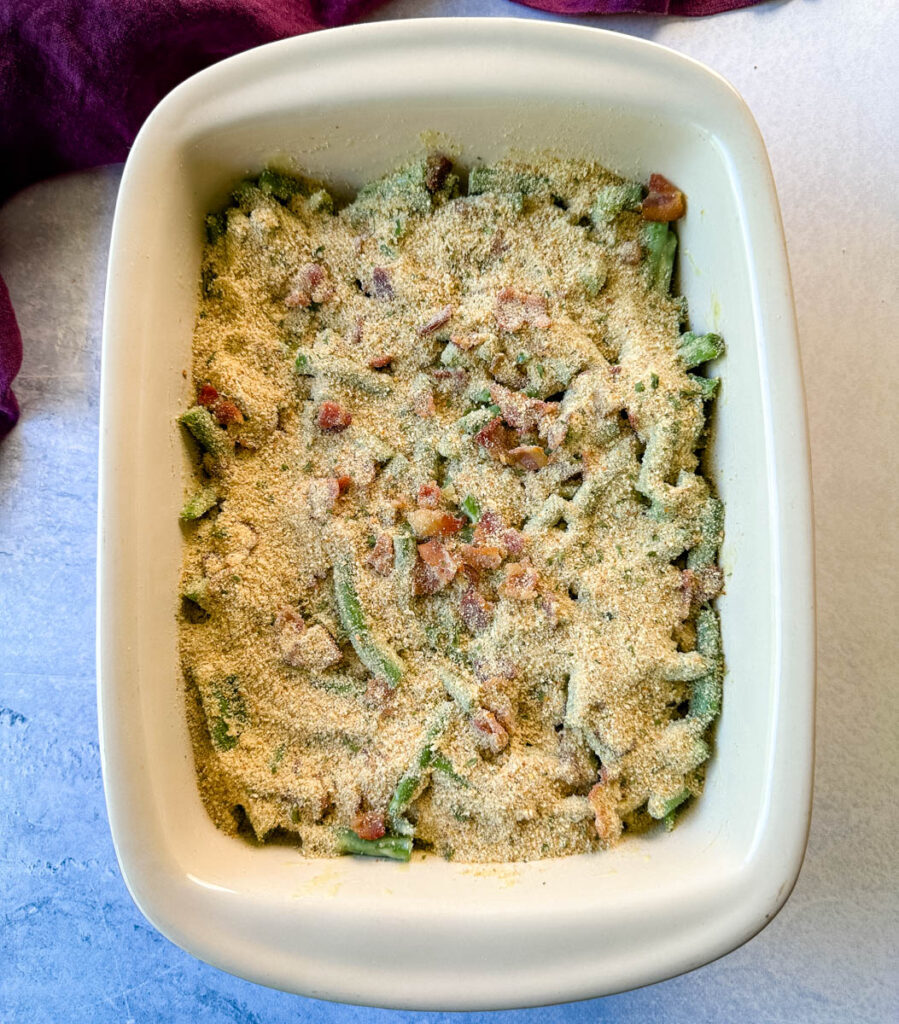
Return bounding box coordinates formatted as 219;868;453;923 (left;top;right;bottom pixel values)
617;239;642;265
353;811;386;841
459;563;482;585
500;561;539;601
431;367;468;396
316;401;351;432
414;541;457;594
480;680;516;731
197;384;219;407
371;266;394;300
275;606;306;634
335;475;352;496
474;657;519;682
425;154;453;193
460;587;493;633
407;509;464;539
494;287;551;331
470;709;510;755
588;781;623;847
473;416;511;459
641;174;686;222
280;623;342;672
349;317;364;345
541;593;569;628
489;229;508;260
214;400;244;425
459;544;504;570
473;510;526;557
418;305;453;336
507;445;548;472
285;263;333;307
489;384;559;435
414;391;436;418
417;482;442;509
365;533;394;576
681;566;724;605
544;419;569;451
368;354;393;369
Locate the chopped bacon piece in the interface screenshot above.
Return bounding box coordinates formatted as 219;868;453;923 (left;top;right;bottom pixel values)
460;587;493;633
473;416;511;459
371;266;394;300
197;384;219;407
285;263;334;307
280;623;342;672
459;544;504;570
681;566;724;605
368;354;393;369
417;482;442;509
407;509;464;539
544;419;569;451
336;475;352;495
316;401;351;432
349;317;364;345
473;511;526;557
275;606;306;634
353;811;386;841
425;154;453;193
507;445;548;471
641;174;686;222
431;367;468;396
489;384;558;433
459;563;482;585
214;400;244;425
413;540;458;594
473;657;519;682
418;306;453;335
366;533;395;576
588;781;623;847
494;287;551;331
414;391;436;418
500;561;539;601
470;709;510;755
540;593;570;628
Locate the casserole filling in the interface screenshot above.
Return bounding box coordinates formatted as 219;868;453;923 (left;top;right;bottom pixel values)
178;156;725;862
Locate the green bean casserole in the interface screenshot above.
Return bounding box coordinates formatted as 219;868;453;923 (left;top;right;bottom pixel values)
178;155;726;863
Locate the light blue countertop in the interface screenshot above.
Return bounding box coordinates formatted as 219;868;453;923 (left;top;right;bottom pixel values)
1;3;896;1022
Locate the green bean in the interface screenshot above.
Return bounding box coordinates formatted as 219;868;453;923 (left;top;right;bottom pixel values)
687;497;724;570
689;605;723;725
257;168;306;203
204;212;226;244
387;708;452;834
333;556;404;687
650;787;691;821
336;828;413;862
182;577;212;612
179;406;231;457
180;484;219;522
457;407;496;435
294;351;392;396
431;753;470;787
678;332;725;369
392;526;417;610
468;165;549;197
591;181;643;225
687;373;720;399
460;494;481;523
642;221;677;294
439;665;479;713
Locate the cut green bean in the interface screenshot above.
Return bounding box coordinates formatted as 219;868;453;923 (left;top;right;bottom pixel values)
431;753;470;787
689;605;723;725
336;828;413;862
591;181;643;225
333;556;404;687
678;331;725;369
257;168;306;202
687;373;720;399
642;221;678;294
687;497;724;570
387;708;453;835
179;406;231;457
180;484;219;522
294;351;392;396
182;577;211;612
460;494;481;523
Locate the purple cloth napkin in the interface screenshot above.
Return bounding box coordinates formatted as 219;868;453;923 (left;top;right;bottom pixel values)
0;0;763;439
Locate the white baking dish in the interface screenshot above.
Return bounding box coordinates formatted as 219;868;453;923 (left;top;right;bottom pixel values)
97;18;814;1009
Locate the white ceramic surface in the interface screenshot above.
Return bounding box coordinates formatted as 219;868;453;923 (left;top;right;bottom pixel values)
97;18;814;1010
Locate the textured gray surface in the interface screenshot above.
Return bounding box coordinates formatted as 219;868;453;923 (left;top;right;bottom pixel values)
1;2;897;1022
